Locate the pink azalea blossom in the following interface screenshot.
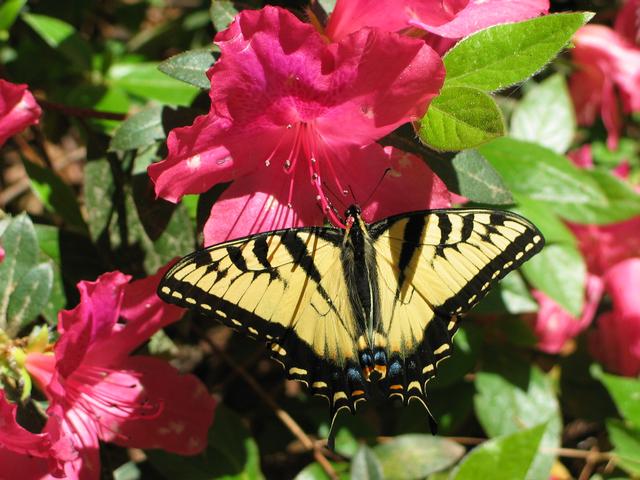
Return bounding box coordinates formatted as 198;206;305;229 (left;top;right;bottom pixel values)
589;258;640;376
615;0;640;45
531;275;604;354
569;25;640;149
325;0;549;47
0;78;41;147
148;6;446;244
23;267;216;480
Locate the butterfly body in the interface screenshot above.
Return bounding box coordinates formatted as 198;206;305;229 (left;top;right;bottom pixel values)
158;206;544;431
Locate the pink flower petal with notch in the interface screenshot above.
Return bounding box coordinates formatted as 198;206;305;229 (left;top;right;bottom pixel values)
0;79;41;147
101;356;215;455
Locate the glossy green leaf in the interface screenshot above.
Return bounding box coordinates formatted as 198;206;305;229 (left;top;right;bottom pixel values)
158;47;217;89
444;13;593;91
592;365;640;427
210;0;239;31
449;149;513;204
351;445;384;480
147;404;263;479
510;75;576;153
419;86;505;151
607;420;640;476
373;435;465;479
478;138;630;224
21;13;92;69
474;355;561;480
108;63;199;106
580;169;640;224
453;423;547;480
521;243;586;317
84;159;115;242
110;104;164;151
23;159;87;232
6;263;52;333
0;214;39;332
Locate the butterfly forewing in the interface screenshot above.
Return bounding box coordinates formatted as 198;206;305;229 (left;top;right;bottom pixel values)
369;209;544;402
158;227;365;405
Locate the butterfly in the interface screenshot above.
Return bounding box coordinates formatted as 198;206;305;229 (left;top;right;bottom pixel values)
158;205;544;444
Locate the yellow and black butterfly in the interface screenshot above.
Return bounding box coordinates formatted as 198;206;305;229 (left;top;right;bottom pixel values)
158;206;544;442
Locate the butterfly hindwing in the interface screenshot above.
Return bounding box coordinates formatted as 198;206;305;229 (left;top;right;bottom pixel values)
158;227;367;410
369;209;544;403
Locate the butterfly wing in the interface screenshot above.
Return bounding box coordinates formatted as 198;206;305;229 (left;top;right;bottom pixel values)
369;209;544;405
158;227;367;414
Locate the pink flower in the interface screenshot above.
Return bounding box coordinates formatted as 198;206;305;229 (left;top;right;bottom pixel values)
569;25;640;149
0;394;76;479
589;258;640;376
325;0;549;47
531;275;604;354
148;6;445;244
0;79;41;147
615;0;640;45
24;267;216;480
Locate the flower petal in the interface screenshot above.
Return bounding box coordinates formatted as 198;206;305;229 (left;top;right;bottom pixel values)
615;0;640;45
0;79;41;147
531;274;604;354
410;0;549;38
325;0;464;42
204;156;324;244
55;271;130;378
605;258;640;319
317;28;445;144
148;115;239;203
349;145;451;222
93;263;185;364
0;390;51;458
101;356;215;455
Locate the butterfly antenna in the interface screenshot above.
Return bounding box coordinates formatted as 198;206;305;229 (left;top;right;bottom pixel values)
361;167;392;208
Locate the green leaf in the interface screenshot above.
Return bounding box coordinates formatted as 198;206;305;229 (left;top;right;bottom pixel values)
429;324;481;390
591;365;640;427
373;435;465;479
521;243;586;317
498;271;538;314
449;149;513;204
479;138;616;223
0;214;39;333
34;225;66;324
351;445;384;480
444;13;593;91
210;0;239;31
607;420;640;476
21;13;92;70
510;75;576;153
110;104;165;151
158;47;217;89
452;423;547;480
319;0;337;14
419;86;505;151
147;404;263;479
512;197;576;246
581;169;640;224
0;0;26;33
108;63;199;106
22;159;87;233
295;462;350;480
6;263;52;333
84;159;115;242
474;354;561;479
